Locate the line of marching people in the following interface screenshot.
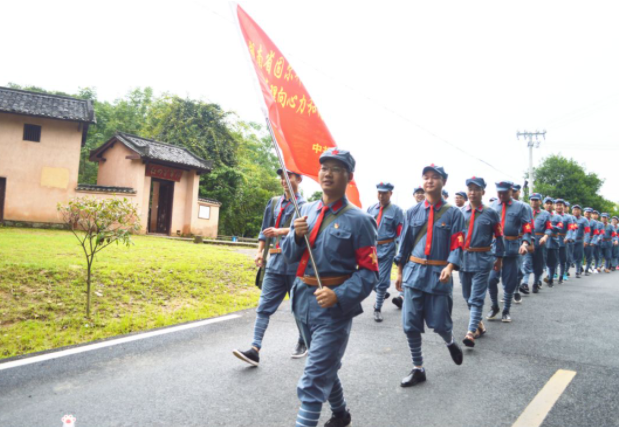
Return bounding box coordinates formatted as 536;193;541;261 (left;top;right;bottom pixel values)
230;150;618;427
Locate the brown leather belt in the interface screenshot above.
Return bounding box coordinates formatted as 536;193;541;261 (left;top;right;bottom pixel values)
410;256;449;266
269;248;282;254
377;238;395;245
535;232;545;236
504;236;520;241
558;233;567;236
301;275;351;286
464;246;492;252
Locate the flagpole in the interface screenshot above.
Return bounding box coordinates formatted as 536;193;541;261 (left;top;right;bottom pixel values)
265;117;323;289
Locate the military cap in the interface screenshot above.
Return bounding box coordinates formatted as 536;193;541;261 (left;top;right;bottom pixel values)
529;193;543;201
277;168;301;176
565;201;571;207
319;148;355;172
422;164;448;181
413;186;424;194
584;207;593;213
593;210;600;215
495;181;514;192
555;198;566;205
601;213;609;218
489;197;498;202
543;196;555;204
512;183;522;191
572;204;582;210
612;216;619;220
455;191;468;201
442;189;449;198
376;182;394;192
466;176;486;189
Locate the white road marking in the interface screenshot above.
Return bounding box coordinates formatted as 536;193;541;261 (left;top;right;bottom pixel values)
512;369;577;427
0;313;241;371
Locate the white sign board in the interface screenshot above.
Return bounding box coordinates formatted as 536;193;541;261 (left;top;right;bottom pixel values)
198;205;211;220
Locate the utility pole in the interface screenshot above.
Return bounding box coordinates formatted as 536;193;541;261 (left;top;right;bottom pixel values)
517;130;546;192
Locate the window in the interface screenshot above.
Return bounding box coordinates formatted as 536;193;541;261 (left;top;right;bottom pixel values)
198;205;211;220
23;124;41;142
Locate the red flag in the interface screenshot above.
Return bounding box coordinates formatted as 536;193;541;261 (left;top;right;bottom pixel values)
234;4;362;207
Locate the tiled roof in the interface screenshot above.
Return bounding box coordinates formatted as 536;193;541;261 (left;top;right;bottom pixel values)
198;197;222;206
0;87;96;123
76;184;136;194
108;132;212;172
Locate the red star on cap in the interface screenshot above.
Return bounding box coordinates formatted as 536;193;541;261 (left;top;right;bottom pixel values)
472;176;476;179
332;149;339;155
430;163;435;167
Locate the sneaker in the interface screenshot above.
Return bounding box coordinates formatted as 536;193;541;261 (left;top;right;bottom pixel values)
548;280;554;288
514;292;522;304
447;341;464;365
325;410;352;427
519;284;530;295
487;305;500;320
373;308;383;323
532;283;539;293
563;274;569;282
558;278;563;285
232;347;260;367
401;368;427;387
291;341;308;359
501;312;512;323
392;296;403;309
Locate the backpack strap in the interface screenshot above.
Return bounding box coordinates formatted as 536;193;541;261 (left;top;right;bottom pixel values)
318;203;355;235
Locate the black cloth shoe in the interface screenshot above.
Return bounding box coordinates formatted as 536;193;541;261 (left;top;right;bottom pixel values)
548;280;554;288
514;292;522;304
291;341;308;359
519;284;530;294
392;296;403;309
538;280;543;289
585;271;590;276
501;311;512;323
401;368;427;387
384;291;391;300
324;410;351;427
232;347;259;367
487;305;500;320
373;308;383;322
576;273;581;278
532;283;539;293
447;341;463;365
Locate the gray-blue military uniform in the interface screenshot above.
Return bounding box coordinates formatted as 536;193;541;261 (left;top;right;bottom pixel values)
543;198;562;285
591;212;604;269
367;183;404;315
521;193;552;291
600;214;614;270
395;165;465;375
554;199;573;283
583;208;595;272
459;177;504;339
570;205;591;276
281;148;379;425
611;217;619;269
487;181;532;319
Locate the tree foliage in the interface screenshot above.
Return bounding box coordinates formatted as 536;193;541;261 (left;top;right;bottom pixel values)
533;154;618;214
57;197;140;317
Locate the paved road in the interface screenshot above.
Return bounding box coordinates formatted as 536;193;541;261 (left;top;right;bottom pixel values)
1;270;618;427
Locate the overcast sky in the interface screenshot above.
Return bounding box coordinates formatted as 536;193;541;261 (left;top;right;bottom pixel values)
3;0;618;209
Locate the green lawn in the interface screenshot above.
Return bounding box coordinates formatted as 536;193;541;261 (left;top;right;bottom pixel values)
0;227;260;359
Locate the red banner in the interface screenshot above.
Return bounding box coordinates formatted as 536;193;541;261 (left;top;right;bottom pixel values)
235;4;362;207
146;164;183;182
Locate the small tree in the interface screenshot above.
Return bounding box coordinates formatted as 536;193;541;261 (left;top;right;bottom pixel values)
58;197;140;317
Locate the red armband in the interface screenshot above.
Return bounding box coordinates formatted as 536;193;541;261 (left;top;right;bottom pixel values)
450;231;464;251
593;229;600;235
613;232;617;237
557;222;564;229
396;224;403;237
523;223;532;234
494;222;504;238
356;246;379;271
545;221;553;230
584;227;591;233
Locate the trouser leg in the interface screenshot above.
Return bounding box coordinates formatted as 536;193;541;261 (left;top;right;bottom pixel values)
558;247;567;279
252;272;292;349
374;253;393;310
467;270;490;333
488;267;500;308
502;257;518;312
573;242;584;274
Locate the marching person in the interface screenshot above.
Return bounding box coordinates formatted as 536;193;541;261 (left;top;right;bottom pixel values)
511;183;529;303
486;181;532;323
442;189;449;200
395;164;465;387
454;191;468;209
367;182;404;321
570;204;591;278
393;186;426;310
521;193;551;294
612;216;619;270
554;199;573;284
591;210;604;272
542;197;561;287
232;168;307;366
600;213;614;273
458;177;503;347
565;201;577;275
282;148;378;427
583;208;596;275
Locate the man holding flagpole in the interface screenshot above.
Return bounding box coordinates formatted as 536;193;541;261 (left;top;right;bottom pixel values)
282;148;378;427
